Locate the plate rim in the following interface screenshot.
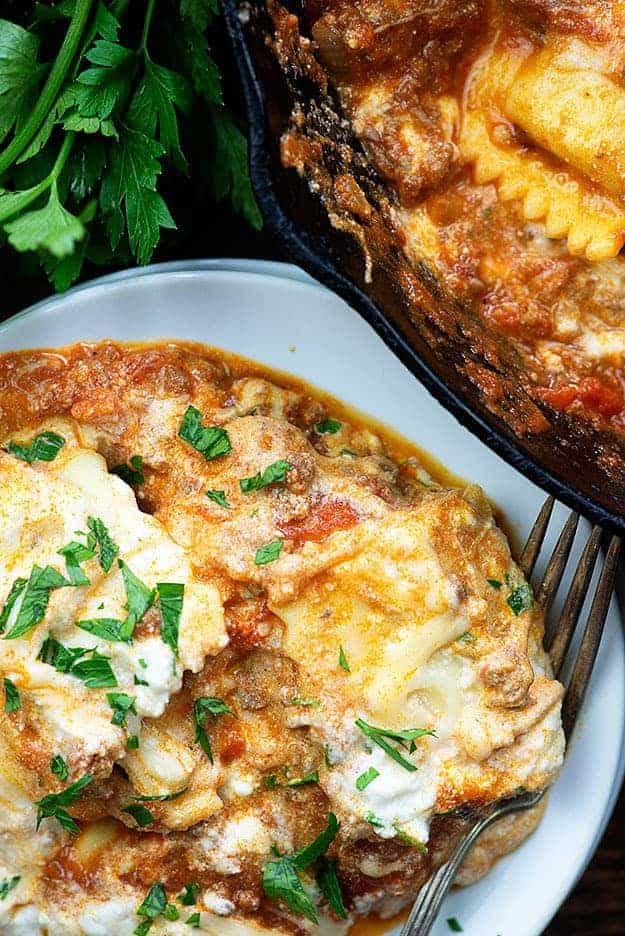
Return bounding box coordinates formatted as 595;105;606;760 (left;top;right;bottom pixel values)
1;258;623;936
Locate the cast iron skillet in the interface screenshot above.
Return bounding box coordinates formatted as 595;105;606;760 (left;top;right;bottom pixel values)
222;0;625;536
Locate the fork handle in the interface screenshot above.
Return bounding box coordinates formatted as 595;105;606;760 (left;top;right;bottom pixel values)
400;809;501;936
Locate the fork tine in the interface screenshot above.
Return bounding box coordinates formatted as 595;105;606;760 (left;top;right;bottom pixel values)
548;525;603;674
537;511;579;627
561;534;622;740
519;496;554;578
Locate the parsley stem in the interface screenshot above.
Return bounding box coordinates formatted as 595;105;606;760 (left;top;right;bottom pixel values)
141;0;157;50
0;134;74;225
0;0;94;178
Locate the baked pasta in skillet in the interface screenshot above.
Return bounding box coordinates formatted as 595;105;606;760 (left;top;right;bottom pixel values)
0;342;563;933
302;0;625;438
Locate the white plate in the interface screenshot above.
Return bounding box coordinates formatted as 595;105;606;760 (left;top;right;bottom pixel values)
1;260;623;936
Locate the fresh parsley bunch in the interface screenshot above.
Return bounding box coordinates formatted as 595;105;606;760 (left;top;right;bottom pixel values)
0;0;261;290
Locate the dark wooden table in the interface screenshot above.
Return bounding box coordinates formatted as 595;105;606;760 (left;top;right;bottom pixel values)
2;185;623;936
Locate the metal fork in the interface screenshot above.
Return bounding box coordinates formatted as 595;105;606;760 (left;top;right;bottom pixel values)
401;497;622;936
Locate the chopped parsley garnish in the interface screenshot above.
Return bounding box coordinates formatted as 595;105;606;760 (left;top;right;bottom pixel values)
356;767;379;791
239;459;292;493
77;618;128;642
394;825;428;852
123;803;154;828
288;696;321;708
507;582;534;616
254;538;283;565
338;645;351;673
447;918;464;933
7;431;65;463
119;559;156;639
458;631;477;643
178;406;231;461
50;755;69;782
178;883;199;906
365;812;383;828
112;455;145;486
316;857;348;919
186;913;201;928
0;876;20;901
107;692;136;727
35;773;93;835
286;770;319;788
3;565;68;639
487;578;502;590
57;538;95;586
262;813;341;924
3;677;20;713
134;674;149;686
164;904;180;921
193;696;232;763
132;788;187;803
87;516;119;573
263;858;317;924
0;577;27;634
135;882;167;935
355;719;435;773
157;582;184;655
127;735;139;750
206;489;229;508
39;636;117;688
264;774;279;789
315;419;342;435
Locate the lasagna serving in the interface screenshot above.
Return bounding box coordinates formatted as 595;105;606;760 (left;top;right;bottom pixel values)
285;0;625;435
0;342;564;934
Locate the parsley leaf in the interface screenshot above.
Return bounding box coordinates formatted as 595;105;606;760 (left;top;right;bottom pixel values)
262;814;340;923
157;582;184;655
356;767;379;791
355;719;435;773
0;20;45;144
193;696;232;762
315;419;342;434
208;104;262;230
0;876;20;901
35;773;93;834
447;919;464;933
119;559;155;639
127;734;139;750
128;54;191;172
178;882;199;906
3;677;20;713
178;406;231;460
0;577;27;634
58;538;95;586
254;539;283;565
87;516;118;573
186;913;201;928
487;578;502;589
4;183;85;257
239;459;292;493
107;691;136;727
39;636;117;688
3;565;68;639
316;857;348;920
76;617;127;642
112;454;145;485
50;754;69;782
338;645;350;672
7;430;65;463
263;857;318;924
136;882;167;925
206;489;229;508
507;582;534;616
285;770;319;788
123;803;154;828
